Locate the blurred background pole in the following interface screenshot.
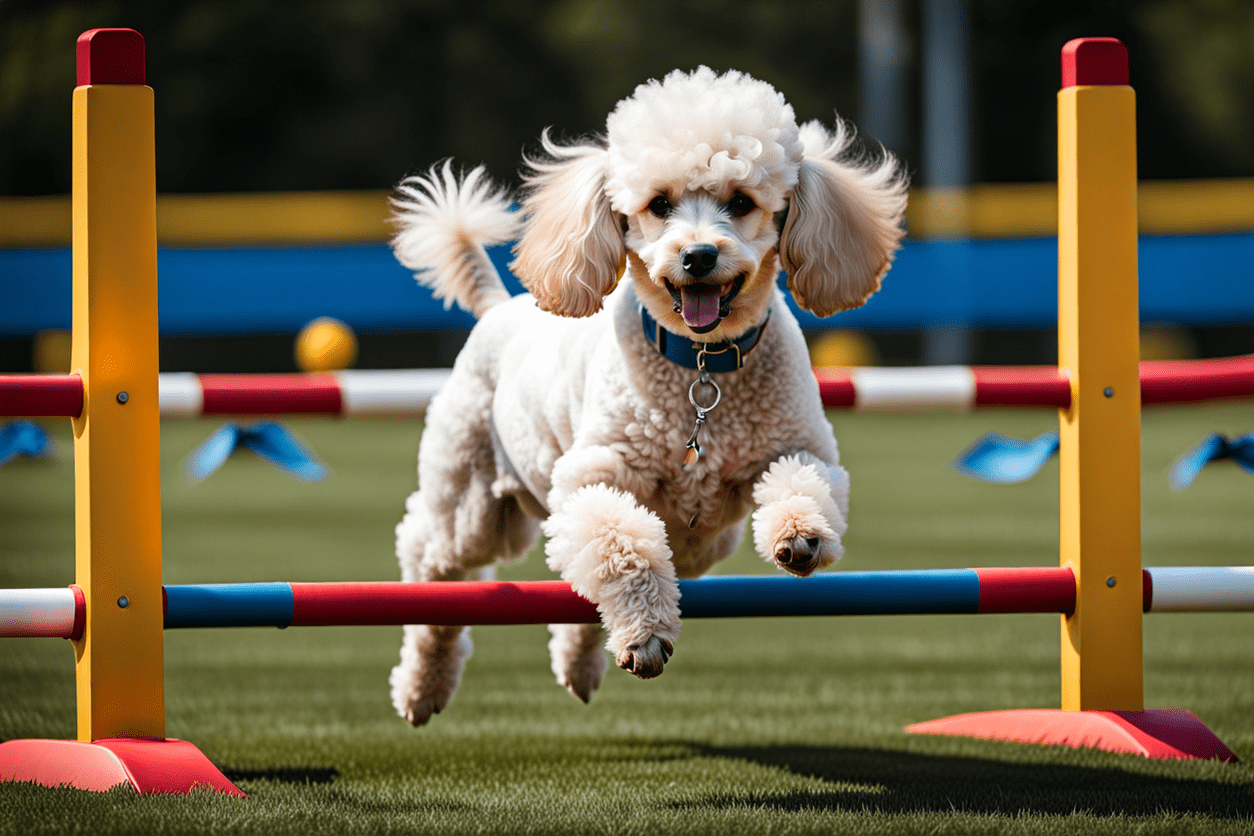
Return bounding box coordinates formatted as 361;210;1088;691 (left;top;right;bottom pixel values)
858;0;909;158
921;0;974;365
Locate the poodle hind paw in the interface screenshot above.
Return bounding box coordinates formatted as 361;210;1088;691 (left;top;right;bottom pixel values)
394;691;448;727
389;627;471;726
562;669;602;704
614;635;674;679
390;660;459;726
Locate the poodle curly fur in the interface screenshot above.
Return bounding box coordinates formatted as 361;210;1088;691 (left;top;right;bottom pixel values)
387;66;907;725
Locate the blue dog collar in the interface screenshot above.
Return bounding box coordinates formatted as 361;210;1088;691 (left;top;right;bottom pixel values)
639;305;770;373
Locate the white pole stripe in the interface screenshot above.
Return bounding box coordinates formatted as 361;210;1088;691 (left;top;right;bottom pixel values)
851;366;977;412
337;369;451;415
1147;566;1254;612
158;372;204;416
0;588;77;638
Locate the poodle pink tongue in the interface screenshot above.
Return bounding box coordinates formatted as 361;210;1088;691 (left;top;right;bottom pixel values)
680;284;722;329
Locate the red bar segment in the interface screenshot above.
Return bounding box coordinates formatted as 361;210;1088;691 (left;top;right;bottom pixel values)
975;566;1076;614
76;28;146;86
972;366;1072;408
199;374;343;415
812;368;857;408
1140;355;1254;405
289;581;601;626
1061;37;1128;88
0;374;84;417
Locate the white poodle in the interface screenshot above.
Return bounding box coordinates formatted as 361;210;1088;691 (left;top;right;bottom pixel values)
387;66;907;724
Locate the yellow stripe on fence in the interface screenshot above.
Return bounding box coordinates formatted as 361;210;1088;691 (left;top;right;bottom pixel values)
2;179;1254;246
0;190;393;247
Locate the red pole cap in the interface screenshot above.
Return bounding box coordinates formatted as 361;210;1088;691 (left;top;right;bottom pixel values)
76;28;146;86
1061;37;1128;88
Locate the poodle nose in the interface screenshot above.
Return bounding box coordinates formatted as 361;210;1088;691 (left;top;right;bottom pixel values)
680;243;719;278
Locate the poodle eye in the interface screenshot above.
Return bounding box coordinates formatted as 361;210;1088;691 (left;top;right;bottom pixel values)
647;195;672;218
727;193;755;217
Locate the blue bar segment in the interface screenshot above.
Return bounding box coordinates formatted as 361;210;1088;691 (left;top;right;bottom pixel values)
677;570;982;617
164;582;294;628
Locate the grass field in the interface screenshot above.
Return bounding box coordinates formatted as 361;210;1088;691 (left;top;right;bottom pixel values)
2;405;1253;834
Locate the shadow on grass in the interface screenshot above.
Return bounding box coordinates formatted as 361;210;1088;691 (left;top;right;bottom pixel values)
672;744;1254;819
223;767;340;785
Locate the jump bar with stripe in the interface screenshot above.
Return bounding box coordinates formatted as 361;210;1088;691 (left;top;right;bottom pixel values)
5;355;1253;418
5;567;1252;638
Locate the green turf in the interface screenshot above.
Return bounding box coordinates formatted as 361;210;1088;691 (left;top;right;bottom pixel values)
2;405;1253;834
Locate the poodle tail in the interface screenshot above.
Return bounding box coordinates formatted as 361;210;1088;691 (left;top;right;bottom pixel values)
390;162;520;319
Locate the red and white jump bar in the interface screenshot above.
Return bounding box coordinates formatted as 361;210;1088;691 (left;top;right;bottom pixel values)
816;355;1254;411
3;355;1253;418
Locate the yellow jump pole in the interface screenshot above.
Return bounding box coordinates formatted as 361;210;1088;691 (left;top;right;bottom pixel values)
70;26;166;744
0;29;243;795
905;38;1236;761
1056;37;1142;712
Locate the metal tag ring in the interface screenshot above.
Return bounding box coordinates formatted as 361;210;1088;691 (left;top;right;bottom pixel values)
688;376;721;411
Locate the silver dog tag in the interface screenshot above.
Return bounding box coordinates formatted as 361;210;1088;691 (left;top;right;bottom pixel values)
684;372;720;468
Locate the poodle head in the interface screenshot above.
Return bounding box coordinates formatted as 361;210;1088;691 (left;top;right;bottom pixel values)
512;67;908;341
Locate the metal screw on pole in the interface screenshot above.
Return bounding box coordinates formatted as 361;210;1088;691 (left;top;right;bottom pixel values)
116;391;129;404
1105;576;1116;588
117;596;129;608
1103;387;1114;398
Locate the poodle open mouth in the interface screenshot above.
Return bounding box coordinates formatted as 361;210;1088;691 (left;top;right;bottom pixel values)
665;274;746;333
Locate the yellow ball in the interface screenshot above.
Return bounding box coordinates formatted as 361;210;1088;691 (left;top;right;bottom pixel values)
295;317;358;372
809;329;880;368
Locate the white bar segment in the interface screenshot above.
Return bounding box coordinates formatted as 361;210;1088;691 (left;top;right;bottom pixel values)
851;365;977;412
0;588;77;638
337;369;452;416
1147;566;1254;612
158;372;204;416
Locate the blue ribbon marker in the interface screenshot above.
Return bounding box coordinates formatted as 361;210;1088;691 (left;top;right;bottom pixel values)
185;422;328;483
955;431;1060;484
0;421;54;466
1170;432;1254;490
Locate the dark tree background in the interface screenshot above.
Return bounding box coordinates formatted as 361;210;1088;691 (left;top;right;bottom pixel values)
2;0;1252;197
2;0;1251;370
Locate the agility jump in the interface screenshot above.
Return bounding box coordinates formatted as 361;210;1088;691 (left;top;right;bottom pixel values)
0;30;1252;796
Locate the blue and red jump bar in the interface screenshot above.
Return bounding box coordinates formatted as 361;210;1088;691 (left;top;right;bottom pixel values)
15;566;1254;640
161;568;1078;630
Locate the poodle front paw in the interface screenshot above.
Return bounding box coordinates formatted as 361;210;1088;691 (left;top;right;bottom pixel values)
615;635;674;679
774;535;826;577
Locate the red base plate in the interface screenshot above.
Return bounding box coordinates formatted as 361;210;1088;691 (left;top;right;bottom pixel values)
0;737;245;796
906;707;1238;762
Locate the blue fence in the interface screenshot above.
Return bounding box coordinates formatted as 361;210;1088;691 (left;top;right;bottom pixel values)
3;233;1253;336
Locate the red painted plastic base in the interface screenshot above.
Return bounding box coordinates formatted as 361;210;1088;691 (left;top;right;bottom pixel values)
0;737;246;796
905;708;1238;762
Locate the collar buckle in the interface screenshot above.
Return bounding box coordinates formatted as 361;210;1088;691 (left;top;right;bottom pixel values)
695;341;741;373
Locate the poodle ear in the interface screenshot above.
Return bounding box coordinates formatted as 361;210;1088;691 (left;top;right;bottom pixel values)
779;121;908;317
511;132;625;317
